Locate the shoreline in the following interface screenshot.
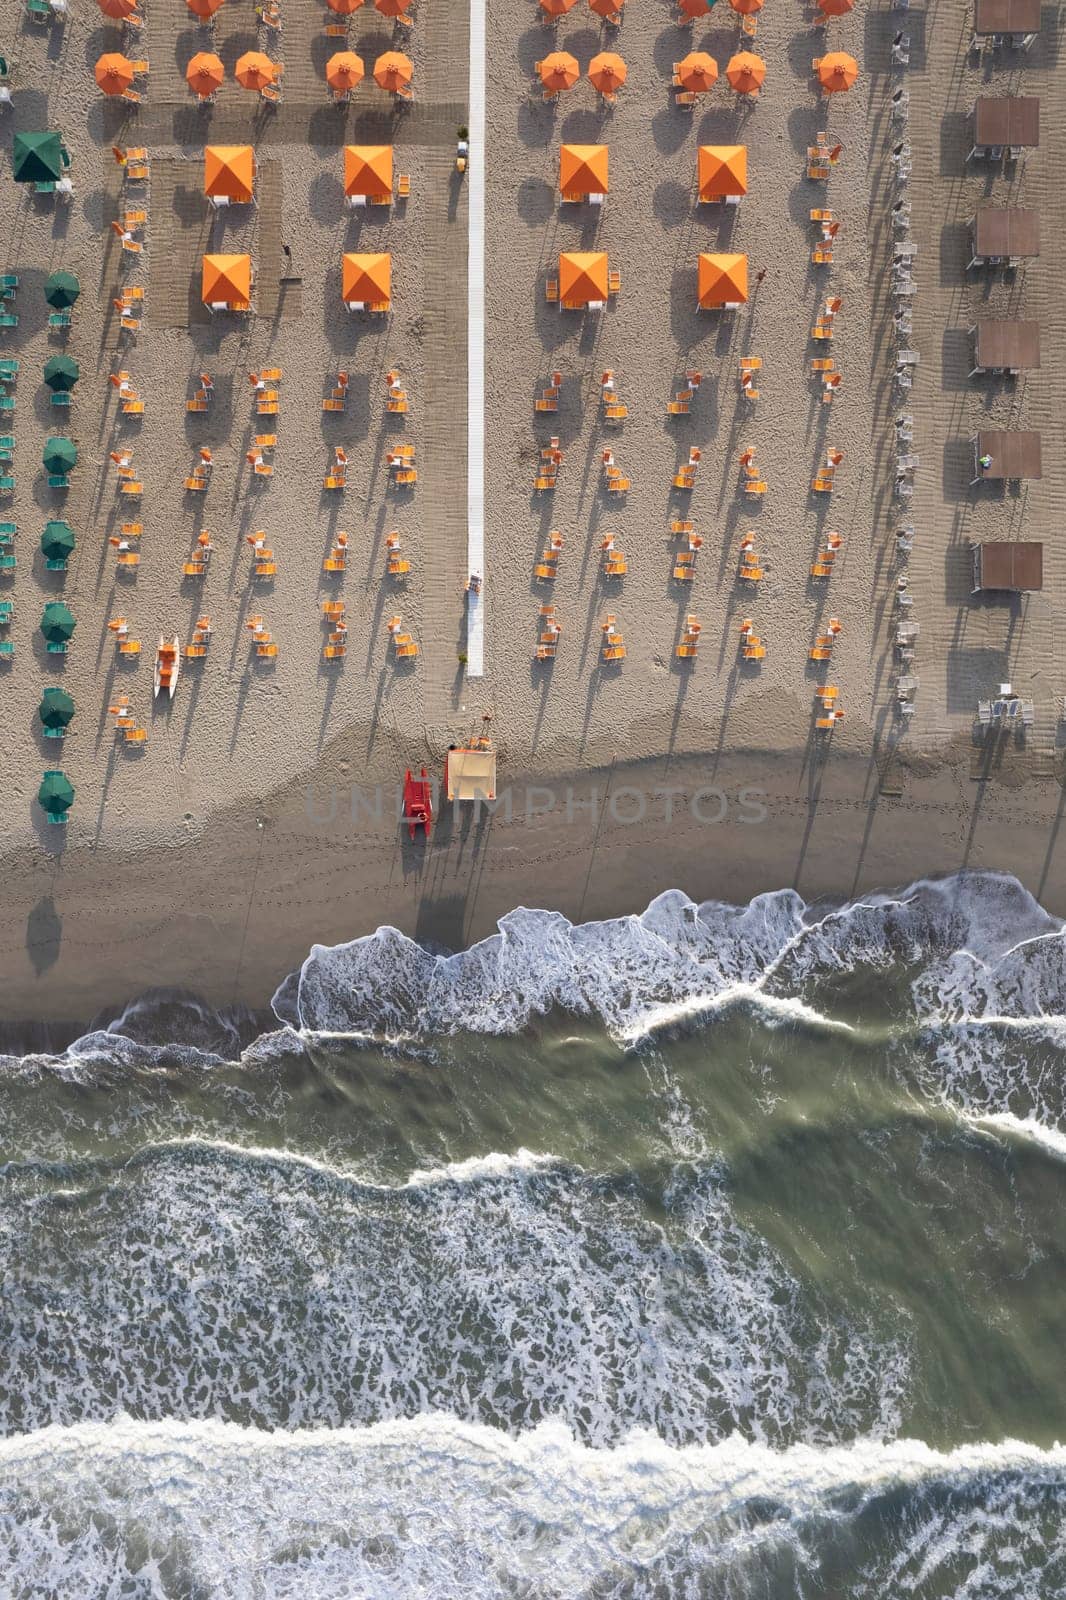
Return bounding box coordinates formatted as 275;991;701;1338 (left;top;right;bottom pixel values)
4;737;1063;1034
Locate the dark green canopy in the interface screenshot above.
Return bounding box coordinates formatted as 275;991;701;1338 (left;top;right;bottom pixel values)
40;601;76;642
38;688;75;730
42;436;77;473
13;132;66;185
38;771;75;814
40;520;75;559
43;270;80;309
43;354;79;392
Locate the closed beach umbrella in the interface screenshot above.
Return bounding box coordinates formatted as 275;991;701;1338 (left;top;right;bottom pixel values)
327;0;364;12
677;51;718;92
587;51;626;94
538;51;579;93
326;50;365;92
38;771;75;817
40;521;76;561
698;251;748;307
13;132;66;185
540;0;578;16
97;0;139;17
40;601;77;644
344;144;393;199
818;0;855;14
816;50;858;91
43;355;80;392
235;51;278;92
95;53;136;96
38;688;76;731
204;146;256;202
201;253;252;309
374;0;412;14
342;252;391;307
186;0;226;17
44;270;80;309
698;144;747;200
42;437;77;474
559;250;609;306
186;52;225;98
373;51;413;93
560;143;609;197
726;51;765;93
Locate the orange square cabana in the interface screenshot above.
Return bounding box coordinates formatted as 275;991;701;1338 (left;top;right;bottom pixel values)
697;252;748;309
204;146;256;206
344;145;393;206
698;146;747;204
343;251;391;310
202;253;252;312
560;144;608;203
559;250;609;308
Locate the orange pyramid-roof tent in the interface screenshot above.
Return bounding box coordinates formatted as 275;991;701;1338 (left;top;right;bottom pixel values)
676;51;718;93
201;253;252;310
698;252;748;307
816;50;858;91
186;51;225;97
587;51;626;93
698;145;747;201
95;53;135;95
559;144;609;197
204;146;255;203
327;50;366;91
538;51;580;92
726;51;766;94
342;252;392;307
344;144;393;199
559;251;609;306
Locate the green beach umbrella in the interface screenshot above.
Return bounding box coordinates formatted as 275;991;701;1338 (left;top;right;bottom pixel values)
42;436;77;474
12;131;65;185
40;601;76;643
43;354;79;392
40;520;75;560
38;770;75;815
43;270;80;309
38;687;75;731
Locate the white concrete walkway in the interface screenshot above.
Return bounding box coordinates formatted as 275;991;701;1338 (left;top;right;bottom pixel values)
465;0;486;677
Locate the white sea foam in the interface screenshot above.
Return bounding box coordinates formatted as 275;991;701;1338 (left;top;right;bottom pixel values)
967;1111;1066;1164
0;1415;1062;1600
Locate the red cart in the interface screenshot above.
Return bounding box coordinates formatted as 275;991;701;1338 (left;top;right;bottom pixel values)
402;767;432;839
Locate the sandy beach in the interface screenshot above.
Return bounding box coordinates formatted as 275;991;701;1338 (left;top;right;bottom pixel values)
0;0;1063;1029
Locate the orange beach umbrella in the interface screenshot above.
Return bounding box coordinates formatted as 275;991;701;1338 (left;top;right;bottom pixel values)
677;0;713;16
816;50;858;91
373;51;413;93
186;0;226;18
589;0;624;16
698;145;747;201
202;253;252;309
559;250;609;306
186;52;225;98
676;51;718;93
344;144;393;198
729;0;763;13
204;146;255;202
327;50;365;91
95;53;135;95
327;0;363;11
540;0;579;15
818;0;855;14
96;0;139;18
726;51;765;93
235;51;278;91
342;252;391;307
375;0;412;12
560;143;609;196
698;252;748;307
588;51;626;93
538;51;580;92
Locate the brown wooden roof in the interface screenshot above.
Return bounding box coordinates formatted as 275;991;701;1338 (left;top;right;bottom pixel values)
974;0;1040;33
973;208;1040;258
974;321;1041;370
975;430;1042;480
975;542;1043;591
973;97;1040;147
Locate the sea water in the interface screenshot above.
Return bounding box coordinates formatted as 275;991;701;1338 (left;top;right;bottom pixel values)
0;870;1063;1596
